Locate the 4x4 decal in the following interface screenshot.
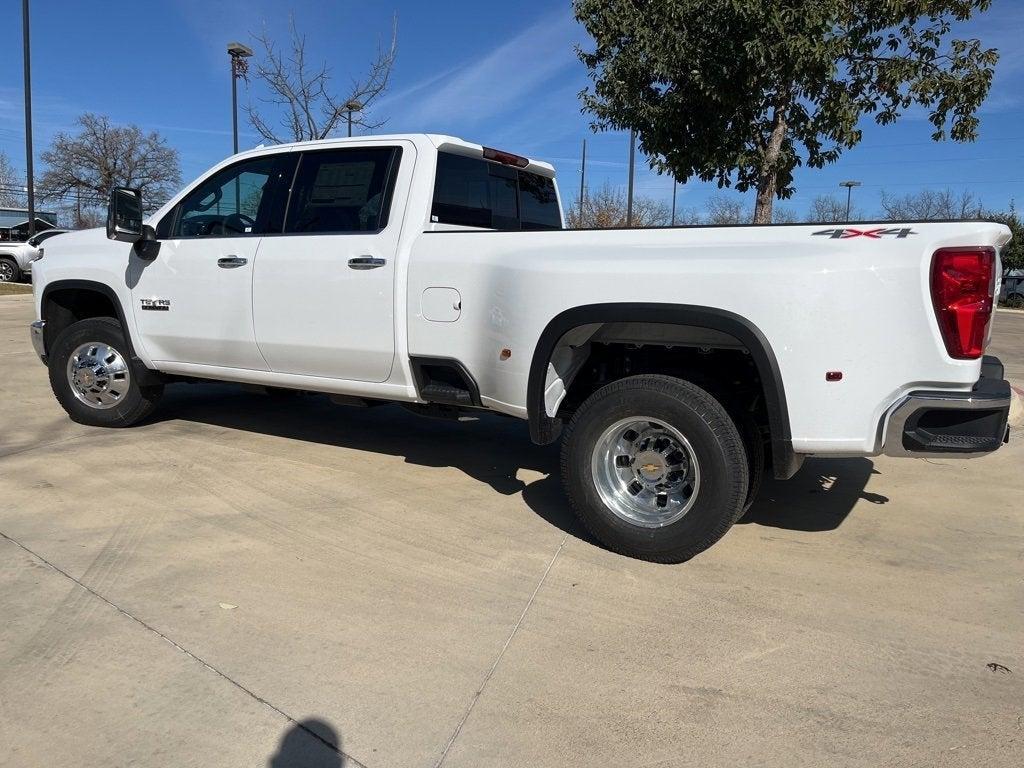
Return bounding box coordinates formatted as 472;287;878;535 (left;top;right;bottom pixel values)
813;227;917;239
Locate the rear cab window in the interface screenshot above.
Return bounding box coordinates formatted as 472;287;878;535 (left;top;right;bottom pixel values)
285;147;402;234
431;151;561;231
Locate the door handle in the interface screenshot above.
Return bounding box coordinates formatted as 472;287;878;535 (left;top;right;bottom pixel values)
348;256;386;270
218;255;248;268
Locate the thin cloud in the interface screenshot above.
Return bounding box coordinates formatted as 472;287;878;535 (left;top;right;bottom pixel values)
392;9;581;130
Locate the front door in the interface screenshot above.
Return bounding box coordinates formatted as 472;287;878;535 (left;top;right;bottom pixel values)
252;144;408;382
131;153;295;370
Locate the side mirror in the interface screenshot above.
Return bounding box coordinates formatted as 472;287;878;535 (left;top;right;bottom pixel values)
107;187;144;243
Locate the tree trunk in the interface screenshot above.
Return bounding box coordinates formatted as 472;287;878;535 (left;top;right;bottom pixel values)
752;105;789;225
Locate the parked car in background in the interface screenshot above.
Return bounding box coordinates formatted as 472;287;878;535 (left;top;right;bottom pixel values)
1000;272;1023;307
0;228;70;282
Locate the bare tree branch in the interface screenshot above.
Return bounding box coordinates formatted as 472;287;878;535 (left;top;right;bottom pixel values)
566;182;672;228
38;113;181;220
245;13;398;143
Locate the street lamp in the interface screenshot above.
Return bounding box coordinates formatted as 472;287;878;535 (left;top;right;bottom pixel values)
22;0;35;238
344;99;363;137
227;42;253;155
839;180;861;221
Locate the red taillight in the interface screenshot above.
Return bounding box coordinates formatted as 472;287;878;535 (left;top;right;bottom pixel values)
930;247;995;359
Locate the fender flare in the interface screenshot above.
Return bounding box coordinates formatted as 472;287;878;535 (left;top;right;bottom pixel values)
526;303;800;480
40;279;158;383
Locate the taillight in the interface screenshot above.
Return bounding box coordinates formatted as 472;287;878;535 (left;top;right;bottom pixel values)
930;246;995;359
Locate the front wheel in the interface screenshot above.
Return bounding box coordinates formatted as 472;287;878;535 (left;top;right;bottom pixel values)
48;317;163;427
561;375;748;563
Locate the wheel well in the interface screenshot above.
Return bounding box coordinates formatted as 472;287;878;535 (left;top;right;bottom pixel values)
552;324;768;445
527;304;799;479
43;287;120;352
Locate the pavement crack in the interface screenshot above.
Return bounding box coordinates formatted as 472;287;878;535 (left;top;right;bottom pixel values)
434;532;569;768
0;528;369;768
0;433;91;462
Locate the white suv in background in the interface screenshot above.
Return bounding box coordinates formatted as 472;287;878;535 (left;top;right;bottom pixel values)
0;228;70;282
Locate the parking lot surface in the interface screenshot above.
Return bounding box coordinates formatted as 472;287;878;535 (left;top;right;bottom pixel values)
1;293;1021;767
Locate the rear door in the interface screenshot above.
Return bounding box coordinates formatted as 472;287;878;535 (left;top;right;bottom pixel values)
252;144;408;382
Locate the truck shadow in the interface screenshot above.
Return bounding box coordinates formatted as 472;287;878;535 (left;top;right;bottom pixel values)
738;457;888;532
154;384;884;544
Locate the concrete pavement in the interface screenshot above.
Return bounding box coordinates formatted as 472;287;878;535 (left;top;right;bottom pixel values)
1;293;1021;767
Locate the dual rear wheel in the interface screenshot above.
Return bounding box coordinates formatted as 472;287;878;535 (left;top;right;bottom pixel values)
561;374;755;563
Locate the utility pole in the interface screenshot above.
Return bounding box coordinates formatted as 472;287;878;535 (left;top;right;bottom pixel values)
579;138;587;227
626;128;636;227
22;0;35;238
671;180;677;226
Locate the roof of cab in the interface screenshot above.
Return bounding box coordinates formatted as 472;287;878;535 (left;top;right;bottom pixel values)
231;133;556;177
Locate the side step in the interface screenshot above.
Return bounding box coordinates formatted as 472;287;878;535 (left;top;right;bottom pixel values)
419;382;473;406
410;357;481;408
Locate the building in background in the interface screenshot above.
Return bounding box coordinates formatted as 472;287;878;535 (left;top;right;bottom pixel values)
0;207;57;241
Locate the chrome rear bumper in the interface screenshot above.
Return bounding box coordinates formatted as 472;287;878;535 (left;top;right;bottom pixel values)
882;356;1011;458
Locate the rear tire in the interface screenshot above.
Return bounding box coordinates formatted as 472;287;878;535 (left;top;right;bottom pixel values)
741;415;766;512
0;257;19;283
48;317;163;427
561;375;748;563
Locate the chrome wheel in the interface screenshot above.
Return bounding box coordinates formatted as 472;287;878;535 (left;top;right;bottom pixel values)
0;260;15;282
66;342;131;409
591;417;701;527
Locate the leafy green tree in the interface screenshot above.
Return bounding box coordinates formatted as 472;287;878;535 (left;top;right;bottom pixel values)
575;1;998;224
985;203;1023;276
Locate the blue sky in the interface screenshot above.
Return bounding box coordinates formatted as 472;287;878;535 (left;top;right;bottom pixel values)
2;0;1023;217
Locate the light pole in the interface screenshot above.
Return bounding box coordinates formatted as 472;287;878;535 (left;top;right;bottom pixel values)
344;99;363;137
671;180;677;226
227;42;253;155
626;128;636;227
22;0;35;238
839;180;861;221
579;138;587;227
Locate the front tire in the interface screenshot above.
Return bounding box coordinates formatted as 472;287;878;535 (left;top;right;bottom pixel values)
561;375;748;563
48;317;163;427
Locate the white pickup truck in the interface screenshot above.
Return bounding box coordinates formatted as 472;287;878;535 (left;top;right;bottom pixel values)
29;134;1013;562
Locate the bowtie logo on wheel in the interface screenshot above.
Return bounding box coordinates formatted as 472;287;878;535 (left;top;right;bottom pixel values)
812;227;917;239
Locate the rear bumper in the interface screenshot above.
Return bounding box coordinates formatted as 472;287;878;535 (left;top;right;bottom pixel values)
882;356;1011;458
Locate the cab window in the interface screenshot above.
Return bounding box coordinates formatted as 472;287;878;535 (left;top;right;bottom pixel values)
431;152;561;230
284;147;401;234
167;154;294;238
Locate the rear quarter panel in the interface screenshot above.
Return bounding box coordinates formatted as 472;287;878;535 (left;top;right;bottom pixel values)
406;222;1010;454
